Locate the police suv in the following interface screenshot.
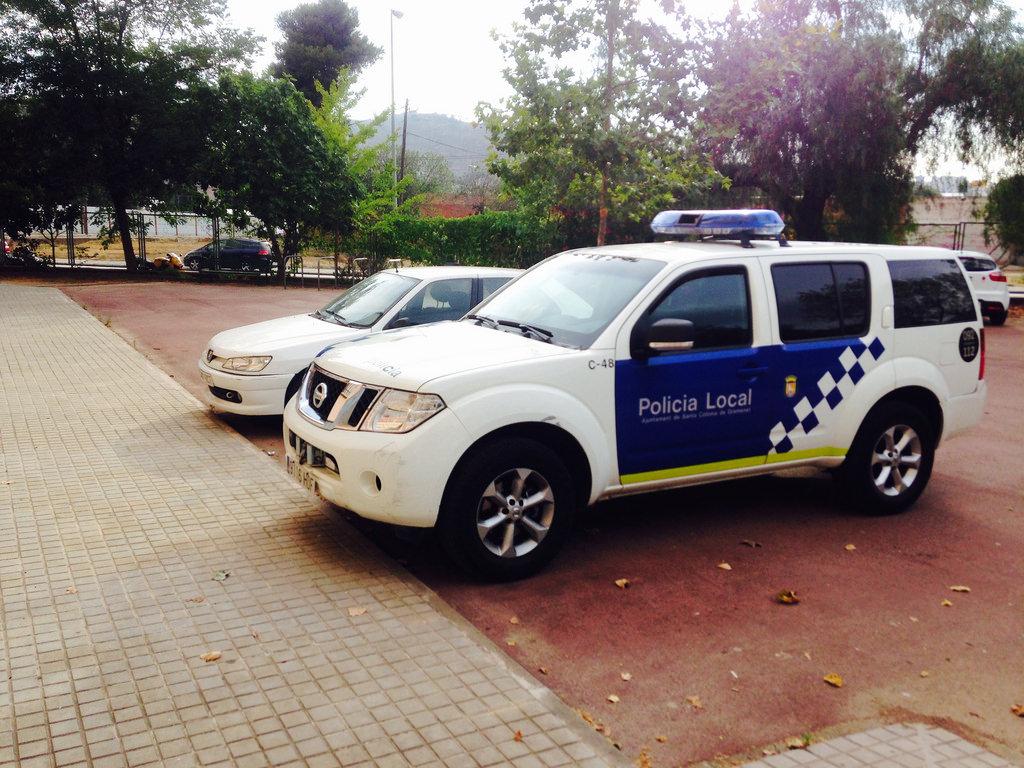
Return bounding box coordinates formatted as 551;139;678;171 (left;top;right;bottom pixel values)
283;210;987;580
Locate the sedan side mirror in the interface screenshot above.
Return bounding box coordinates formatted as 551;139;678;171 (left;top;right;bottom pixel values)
631;318;695;359
388;316;411;329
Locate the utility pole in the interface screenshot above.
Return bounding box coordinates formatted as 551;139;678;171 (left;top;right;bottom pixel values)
390;9;403;209
398;99;409;196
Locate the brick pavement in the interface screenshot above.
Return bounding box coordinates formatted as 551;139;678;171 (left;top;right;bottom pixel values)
0;285;623;768
738;724;1017;768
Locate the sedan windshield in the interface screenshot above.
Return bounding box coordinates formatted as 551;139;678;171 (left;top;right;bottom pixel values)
316;272;418;328
468;252;664;348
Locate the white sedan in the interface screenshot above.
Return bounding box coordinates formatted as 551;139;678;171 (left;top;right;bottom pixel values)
198;265;520;415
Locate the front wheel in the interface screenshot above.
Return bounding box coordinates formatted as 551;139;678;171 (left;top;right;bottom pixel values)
438;438;576;580
837;402;935;516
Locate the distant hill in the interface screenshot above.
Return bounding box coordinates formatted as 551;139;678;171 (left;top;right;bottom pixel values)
366;112;492;178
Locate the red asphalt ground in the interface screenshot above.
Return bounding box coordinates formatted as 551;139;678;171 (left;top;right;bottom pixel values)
18;275;1023;765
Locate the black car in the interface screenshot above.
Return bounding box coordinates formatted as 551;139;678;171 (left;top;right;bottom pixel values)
183;238;275;274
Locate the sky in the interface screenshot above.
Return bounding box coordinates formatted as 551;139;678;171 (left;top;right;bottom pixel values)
226;0;1024;179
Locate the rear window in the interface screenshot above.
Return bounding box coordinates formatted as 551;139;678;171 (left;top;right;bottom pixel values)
888;259;976;328
771;262;870;342
959;256;998;272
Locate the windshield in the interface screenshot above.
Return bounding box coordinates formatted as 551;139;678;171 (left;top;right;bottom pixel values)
469;252;664;347
316;272;418;328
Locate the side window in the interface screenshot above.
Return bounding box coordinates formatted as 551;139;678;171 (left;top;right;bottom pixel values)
647;268;751;350
391;278;474;327
481;276;512;300
959;256;997;272
771;262;870;342
888;259;976;328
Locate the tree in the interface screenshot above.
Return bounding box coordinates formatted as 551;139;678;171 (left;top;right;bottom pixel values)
985;174;1024;263
692;0;1024;241
273;0;380;106
204;73;359;278
1;0;252;270
399;151;457;200
479;0;721;246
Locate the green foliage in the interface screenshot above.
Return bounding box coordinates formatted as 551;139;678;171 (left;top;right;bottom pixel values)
479;0;722;246
273;0;380;106
344;210;559;271
985;175;1024;263
693;0;1024;242
1;0;253;268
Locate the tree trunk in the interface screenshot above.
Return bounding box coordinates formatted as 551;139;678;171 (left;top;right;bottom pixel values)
270;232;285;280
792;181;830;241
597;166;609;246
110;193;137;271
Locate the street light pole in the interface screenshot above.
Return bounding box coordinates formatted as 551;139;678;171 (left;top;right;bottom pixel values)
390;9;403;209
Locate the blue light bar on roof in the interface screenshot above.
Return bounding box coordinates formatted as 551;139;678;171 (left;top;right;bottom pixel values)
651;209;786;238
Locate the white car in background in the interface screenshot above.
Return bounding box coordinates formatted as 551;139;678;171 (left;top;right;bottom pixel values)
958;251;1010;325
199;266;520;415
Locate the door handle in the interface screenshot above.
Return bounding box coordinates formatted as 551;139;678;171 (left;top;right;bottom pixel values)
737;365;768;380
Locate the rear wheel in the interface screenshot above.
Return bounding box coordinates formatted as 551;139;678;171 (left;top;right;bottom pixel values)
837;401;935;516
988;307;1008;326
438;438;575;580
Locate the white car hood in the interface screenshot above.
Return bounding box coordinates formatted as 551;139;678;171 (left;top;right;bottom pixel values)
209;313;370;372
314;321;570;390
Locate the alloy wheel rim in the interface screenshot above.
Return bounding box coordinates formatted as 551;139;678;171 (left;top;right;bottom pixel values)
476;467;555;558
870;424;922;497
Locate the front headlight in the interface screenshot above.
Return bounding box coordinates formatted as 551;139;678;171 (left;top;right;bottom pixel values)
361;389;445;433
222;355;272;373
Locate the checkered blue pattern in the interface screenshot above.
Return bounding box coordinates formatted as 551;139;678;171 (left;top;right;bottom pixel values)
767;337;886;454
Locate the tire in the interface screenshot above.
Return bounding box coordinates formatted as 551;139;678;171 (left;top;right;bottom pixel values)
837;401;936;516
283;371;306;408
988;308;1008;326
437;437;576;580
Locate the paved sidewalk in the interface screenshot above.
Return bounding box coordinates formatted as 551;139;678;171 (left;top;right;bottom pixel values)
738;724;1017;768
0;285;622;768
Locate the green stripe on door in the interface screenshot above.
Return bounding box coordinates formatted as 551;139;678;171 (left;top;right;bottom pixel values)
620;446;847;485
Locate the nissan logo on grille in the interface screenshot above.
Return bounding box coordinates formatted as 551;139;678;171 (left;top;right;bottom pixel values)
311;382;329;409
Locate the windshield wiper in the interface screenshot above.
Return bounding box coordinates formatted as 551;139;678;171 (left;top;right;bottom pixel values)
466;313;501;329
316;308;354;326
496;319;554;342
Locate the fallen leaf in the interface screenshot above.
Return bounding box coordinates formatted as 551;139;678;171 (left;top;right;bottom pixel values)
614;578;631;589
65;585;78;594
785;736;808;750
200;651;221;663
685;695;703;709
348;606;366;616
607;694;620;704
803;651;812;661
636;747;653;768
506;639;517;647
1011;704;1024;718
513;730;523;742
620;672;632;681
949;585;971;593
509;616;520;625
775;589;800;605
717;562;732;571
920;671;930;678
577;709;596;726
184;595;205;604
823;673;844;688
741;540;762;548
844;543;857;551
909;616;919;622
763;748;777;756
249;627;260;641
941;599;953;607
655;735;667;743
264;450;277;457
538;666;549;675
212;570;230;582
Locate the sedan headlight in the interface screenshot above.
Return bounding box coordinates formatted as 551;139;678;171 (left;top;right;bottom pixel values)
361;389;445;433
222;355;272;373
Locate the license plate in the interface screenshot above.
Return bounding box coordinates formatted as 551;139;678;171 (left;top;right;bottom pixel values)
287;456;322;498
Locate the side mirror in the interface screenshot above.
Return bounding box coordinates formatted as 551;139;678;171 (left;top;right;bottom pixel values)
631;318;695;359
388;316;411;329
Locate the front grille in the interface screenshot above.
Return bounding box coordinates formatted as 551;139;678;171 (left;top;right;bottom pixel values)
299;366;381;430
306;368;347;421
